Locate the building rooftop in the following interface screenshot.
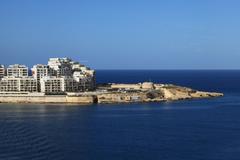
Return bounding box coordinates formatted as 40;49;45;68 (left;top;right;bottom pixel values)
8;64;28;68
49;57;72;63
32;64;49;68
1;76;35;79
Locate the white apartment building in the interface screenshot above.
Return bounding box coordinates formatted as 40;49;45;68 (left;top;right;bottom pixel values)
7;64;28;77
71;62;96;90
64;77;80;92
40;76;81;94
31;64;52;80
0;77;37;92
31;64;53;91
0;57;96;94
48;58;72;77
0;65;5;79
73;71;95;91
40;76;65;94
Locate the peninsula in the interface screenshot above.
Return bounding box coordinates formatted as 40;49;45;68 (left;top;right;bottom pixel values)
0;58;223;104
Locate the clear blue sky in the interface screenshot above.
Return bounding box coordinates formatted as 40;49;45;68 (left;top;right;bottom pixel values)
0;0;240;69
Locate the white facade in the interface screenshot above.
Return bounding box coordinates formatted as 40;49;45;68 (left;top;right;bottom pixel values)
71;62;84;71
0;65;5;79
7;64;28;77
63;77;80;92
0;57;96;94
73;71;95;91
48;58;72;77
31;64;53;91
40;76;82;94
0;77;37;92
31;64;51;80
40;76;65;94
71;62;96;91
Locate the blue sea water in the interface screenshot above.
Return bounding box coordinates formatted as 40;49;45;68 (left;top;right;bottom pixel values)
0;70;240;160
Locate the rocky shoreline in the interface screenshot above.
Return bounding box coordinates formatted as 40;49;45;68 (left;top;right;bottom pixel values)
95;82;223;104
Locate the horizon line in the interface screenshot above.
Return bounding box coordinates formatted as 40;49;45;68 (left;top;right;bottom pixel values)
95;68;240;71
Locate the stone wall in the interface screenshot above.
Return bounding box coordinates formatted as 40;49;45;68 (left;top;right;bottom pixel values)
97;93;143;103
111;84;141;90
66;96;95;103
0;95;95;104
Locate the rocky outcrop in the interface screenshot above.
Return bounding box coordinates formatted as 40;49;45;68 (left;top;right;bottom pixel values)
159;85;223;101
96;83;223;104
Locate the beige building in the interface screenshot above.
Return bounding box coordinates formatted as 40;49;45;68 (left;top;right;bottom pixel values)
0;65;5;79
111;83;142;90
0;76;37;92
7;64;28;77
111;82;155;90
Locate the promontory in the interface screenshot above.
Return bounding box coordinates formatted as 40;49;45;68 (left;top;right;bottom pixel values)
0;58;223;104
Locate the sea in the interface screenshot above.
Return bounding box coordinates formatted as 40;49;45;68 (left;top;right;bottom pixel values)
0;70;240;160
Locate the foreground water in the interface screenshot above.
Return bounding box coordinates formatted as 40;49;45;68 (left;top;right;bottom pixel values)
0;70;240;160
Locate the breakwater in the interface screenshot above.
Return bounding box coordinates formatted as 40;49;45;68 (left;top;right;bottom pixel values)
0;93;95;104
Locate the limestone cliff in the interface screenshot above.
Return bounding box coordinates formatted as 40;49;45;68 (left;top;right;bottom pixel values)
96;83;223;104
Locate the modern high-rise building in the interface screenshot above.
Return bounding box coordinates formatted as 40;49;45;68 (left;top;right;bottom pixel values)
48;58;72;77
73;71;95;91
0;57;96;94
71;62;96;90
0;77;37;92
40;76;82;94
31;64;53;91
32;64;51;79
7;64;28;77
40;76;65;94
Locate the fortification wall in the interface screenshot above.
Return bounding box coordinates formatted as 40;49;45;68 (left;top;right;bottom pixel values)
0;95;94;104
111;84;141;90
66;96;95;103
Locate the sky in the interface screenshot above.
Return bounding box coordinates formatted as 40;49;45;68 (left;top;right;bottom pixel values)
0;0;240;69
